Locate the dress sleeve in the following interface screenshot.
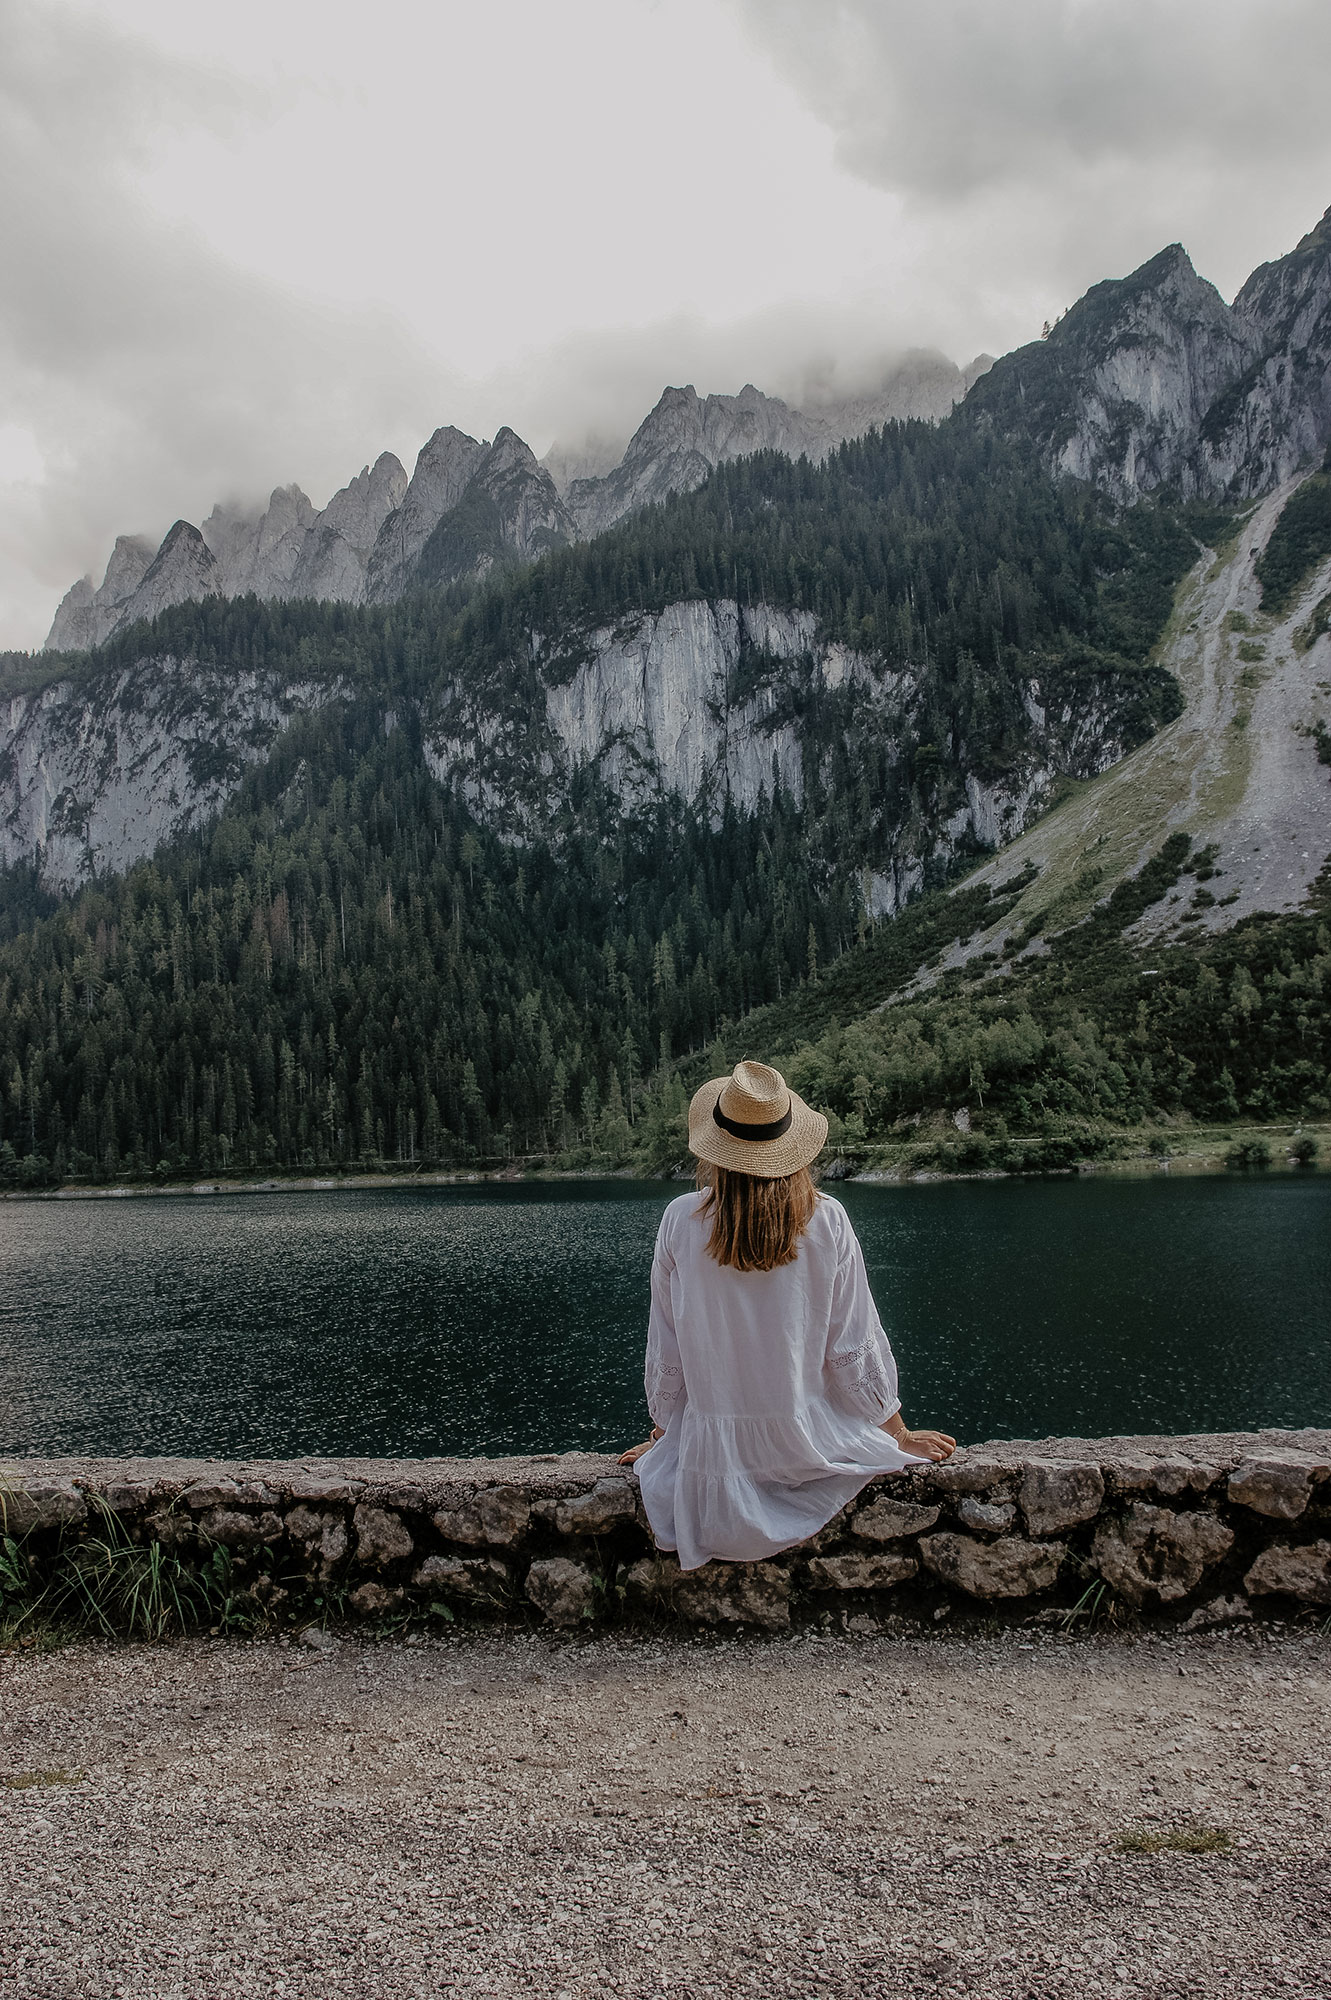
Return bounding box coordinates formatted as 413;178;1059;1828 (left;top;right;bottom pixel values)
823;1210;902;1425
644;1213;686;1428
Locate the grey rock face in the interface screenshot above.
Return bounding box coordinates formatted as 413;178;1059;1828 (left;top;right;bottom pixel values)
1091;1503;1234;1605
409;427;576;592
970;206;1331;503
0;1476;86;1534
1020;1461;1106;1536
289;452;407;603
46;534;158;650
564;355;981;538
1244;1540;1331;1604
918;1533;1064;1598
0;656;329;890
525;1555;597;1626
364;425;489;602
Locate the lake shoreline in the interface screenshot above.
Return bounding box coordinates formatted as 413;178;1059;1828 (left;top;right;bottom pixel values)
3;1127;1326;1203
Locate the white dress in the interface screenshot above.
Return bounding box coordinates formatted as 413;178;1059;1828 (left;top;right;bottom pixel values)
634;1191;922;1570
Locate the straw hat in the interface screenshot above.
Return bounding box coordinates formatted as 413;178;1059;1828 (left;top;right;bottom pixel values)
688;1060;828;1179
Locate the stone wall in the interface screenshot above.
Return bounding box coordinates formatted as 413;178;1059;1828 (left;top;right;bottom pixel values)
3;1431;1329;1635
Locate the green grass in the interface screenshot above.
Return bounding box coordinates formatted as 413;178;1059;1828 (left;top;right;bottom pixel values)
0;1500;247;1645
1117;1824;1233;1857
0;1768;85;1789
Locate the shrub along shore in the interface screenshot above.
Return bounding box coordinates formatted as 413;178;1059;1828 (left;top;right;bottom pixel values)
0;1115;1325;1200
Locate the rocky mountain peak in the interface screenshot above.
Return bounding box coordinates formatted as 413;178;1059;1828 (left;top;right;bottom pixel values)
364;426;489;603
46;532;157;650
967;202;1331;503
124;520;221;630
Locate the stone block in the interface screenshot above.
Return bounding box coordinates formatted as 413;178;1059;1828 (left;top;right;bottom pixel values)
622;1555;791;1629
284;1505;335;1544
554;1478;638;1535
673;1561;791;1630
919;1533;1064;1599
807;1553;918;1591
348;1581;404;1618
199;1506;279;1548
1091;1504;1233;1605
0;1476;86;1535
180;1477;242;1510
432;1486;531;1550
285;1473;360;1504
927;1457;1019;1497
1020;1461;1105;1536
1180;1595;1253;1633
353;1503;413;1568
414;1555;511;1602
1227;1456;1325;1521
318;1519;348;1571
957;1498;1016;1536
525;1556;597;1626
101;1480;160;1514
1244;1541;1331;1605
851;1498;941;1541
1107;1457;1221;1498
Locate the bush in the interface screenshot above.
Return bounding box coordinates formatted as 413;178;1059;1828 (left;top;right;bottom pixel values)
1290;1136;1320;1166
1226;1138;1271;1169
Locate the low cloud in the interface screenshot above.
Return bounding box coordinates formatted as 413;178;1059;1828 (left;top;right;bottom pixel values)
6;0;1330;649
730;0;1331;304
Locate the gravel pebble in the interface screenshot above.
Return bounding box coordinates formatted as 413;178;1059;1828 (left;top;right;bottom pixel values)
2;1624;1328;1998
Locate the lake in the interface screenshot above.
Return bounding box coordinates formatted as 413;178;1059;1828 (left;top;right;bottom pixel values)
1;1176;1328;1459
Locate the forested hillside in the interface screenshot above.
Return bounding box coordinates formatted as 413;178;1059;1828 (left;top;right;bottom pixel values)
0;418;1242;1186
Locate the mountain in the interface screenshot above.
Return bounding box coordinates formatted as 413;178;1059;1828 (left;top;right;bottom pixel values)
968;206;1331;501
6;419;1189;893
41;351;986;648
4;206;1331;1185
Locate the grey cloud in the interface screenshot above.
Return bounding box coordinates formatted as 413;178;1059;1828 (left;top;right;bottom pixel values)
0;0;458;645
733;0;1331;202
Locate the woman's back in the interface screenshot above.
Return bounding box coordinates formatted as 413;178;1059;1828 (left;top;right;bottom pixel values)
652;1189;872;1418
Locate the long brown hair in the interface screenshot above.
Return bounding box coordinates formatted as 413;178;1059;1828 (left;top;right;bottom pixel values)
696;1161;819;1272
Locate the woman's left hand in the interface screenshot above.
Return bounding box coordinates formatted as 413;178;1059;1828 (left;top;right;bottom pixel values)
898;1427;957;1461
617;1428;663;1466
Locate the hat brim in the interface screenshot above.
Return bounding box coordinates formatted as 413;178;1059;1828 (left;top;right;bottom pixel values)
687;1078;829;1179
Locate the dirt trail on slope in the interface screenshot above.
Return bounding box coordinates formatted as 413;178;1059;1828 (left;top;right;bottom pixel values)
921;477;1331;980
2;1624;1328;1999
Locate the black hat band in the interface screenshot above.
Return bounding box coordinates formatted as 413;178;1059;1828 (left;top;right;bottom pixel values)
713;1096;794;1142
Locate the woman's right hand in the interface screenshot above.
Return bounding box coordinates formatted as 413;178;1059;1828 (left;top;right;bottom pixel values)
897;1426;957;1461
617;1427;664;1467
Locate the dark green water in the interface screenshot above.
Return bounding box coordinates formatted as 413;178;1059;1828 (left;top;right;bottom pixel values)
1;1176;1327;1458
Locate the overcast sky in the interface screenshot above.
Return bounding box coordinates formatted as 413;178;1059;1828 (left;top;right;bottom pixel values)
3;0;1330;648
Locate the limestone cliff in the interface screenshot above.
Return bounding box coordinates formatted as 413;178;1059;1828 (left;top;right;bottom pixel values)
0;659;330;890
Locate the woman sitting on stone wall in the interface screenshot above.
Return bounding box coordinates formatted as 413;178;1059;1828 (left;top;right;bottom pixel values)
619;1060;956;1570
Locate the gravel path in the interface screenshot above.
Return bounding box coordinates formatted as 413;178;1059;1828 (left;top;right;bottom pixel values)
2;1623;1328;1999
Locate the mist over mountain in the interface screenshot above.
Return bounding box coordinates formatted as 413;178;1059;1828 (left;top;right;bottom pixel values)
44;352;989;649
